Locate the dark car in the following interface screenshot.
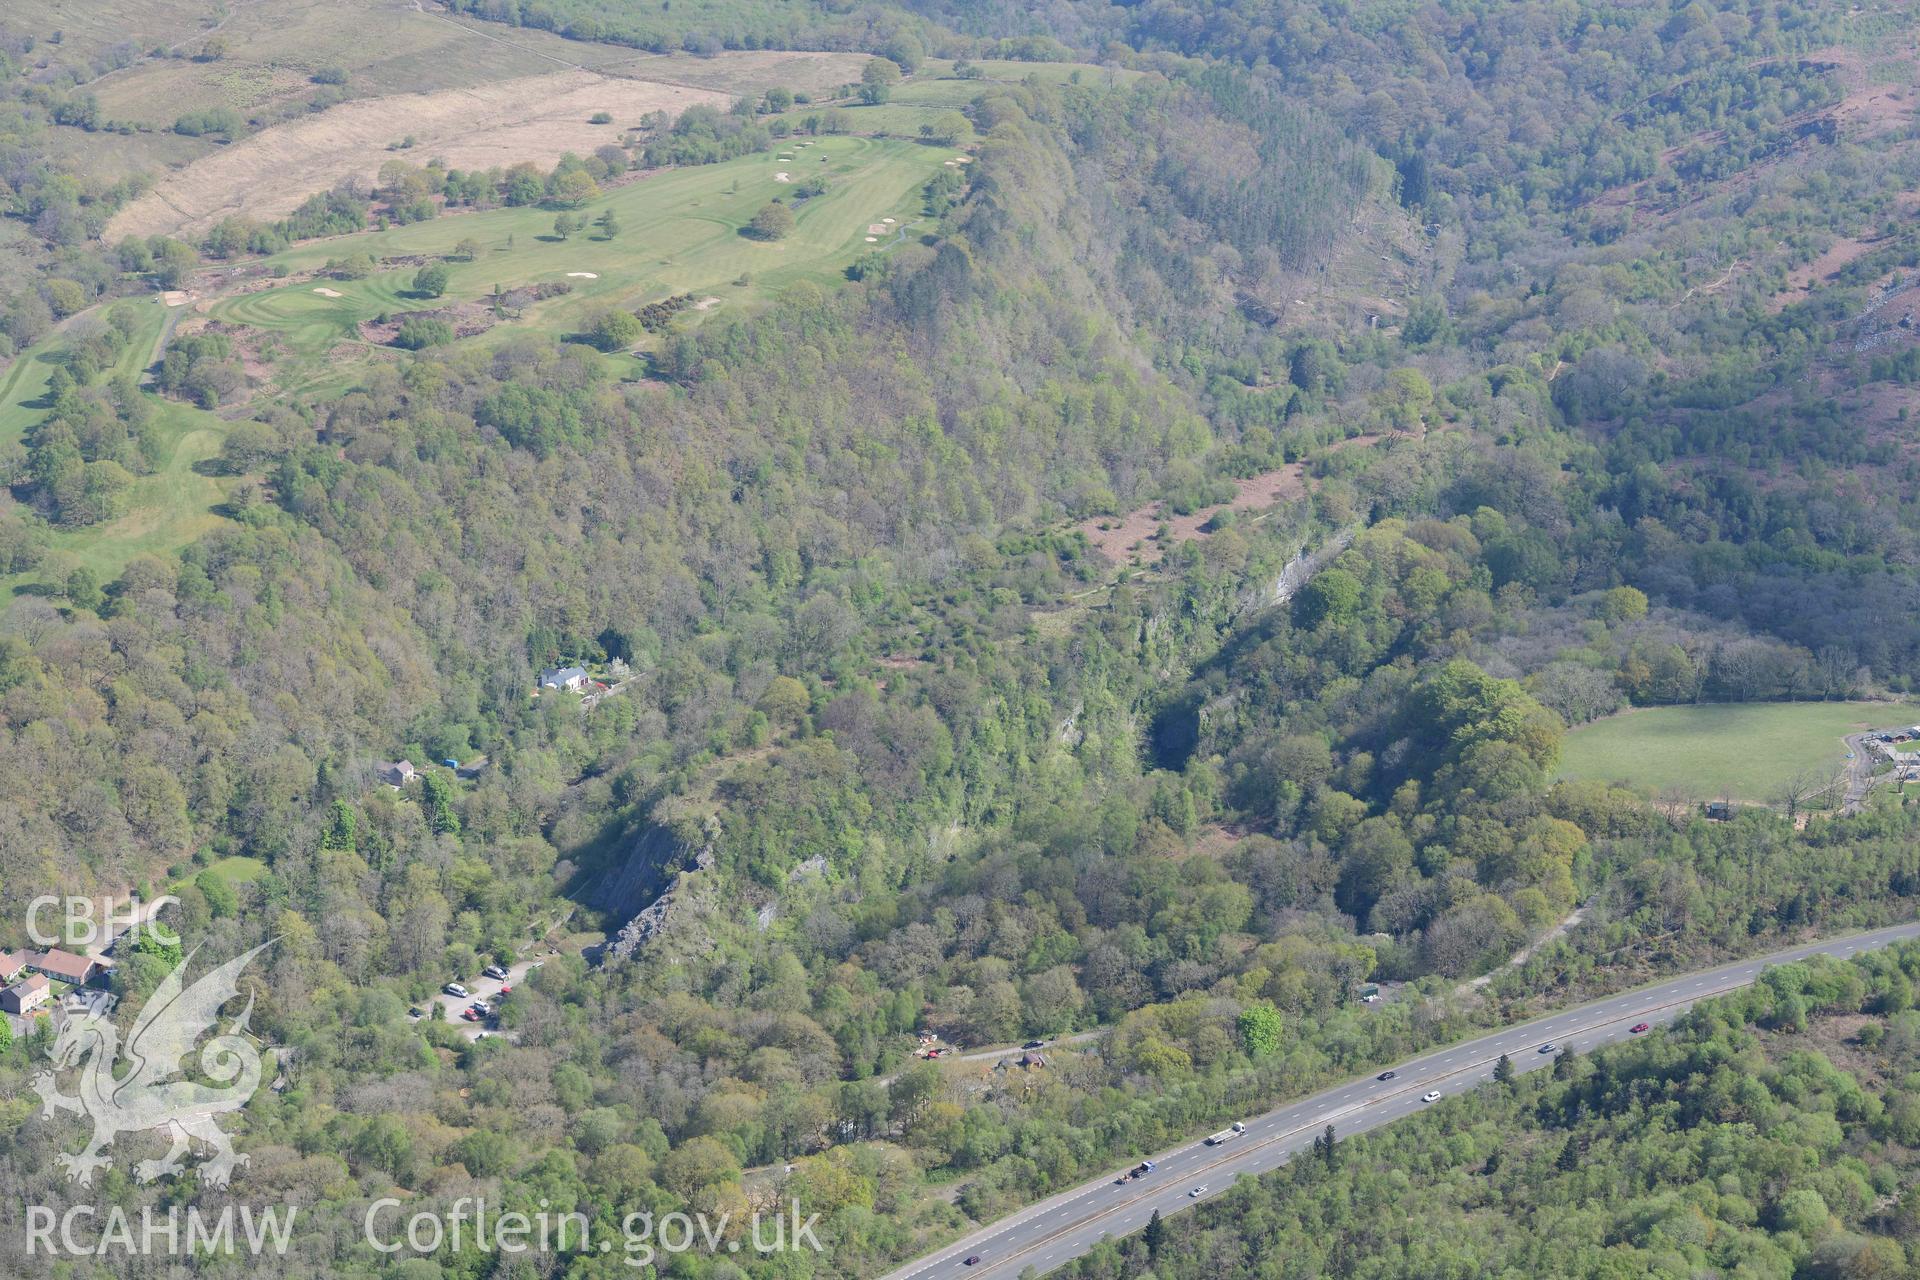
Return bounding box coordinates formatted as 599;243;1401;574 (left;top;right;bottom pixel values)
1023;1040;1046;1049
1630;1022;1650;1034
1537;1043;1555;1053
963;1256;981;1266
1377;1070;1396;1081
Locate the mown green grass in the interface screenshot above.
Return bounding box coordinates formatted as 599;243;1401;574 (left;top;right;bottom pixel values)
172;855;270;895
1;299;238;589
0;336;60;452
213;134;952;378
1557;701;1920;803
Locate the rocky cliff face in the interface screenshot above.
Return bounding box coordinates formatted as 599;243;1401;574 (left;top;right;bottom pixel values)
585;814;719;963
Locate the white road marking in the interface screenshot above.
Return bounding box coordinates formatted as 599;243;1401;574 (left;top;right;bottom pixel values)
892;932;1920;1280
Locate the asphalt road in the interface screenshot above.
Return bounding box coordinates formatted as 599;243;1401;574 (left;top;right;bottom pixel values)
882;919;1920;1280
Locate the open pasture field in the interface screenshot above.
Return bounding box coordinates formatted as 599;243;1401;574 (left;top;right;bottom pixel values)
210;134;950;367
1557;701;1920;803
18;0;641;124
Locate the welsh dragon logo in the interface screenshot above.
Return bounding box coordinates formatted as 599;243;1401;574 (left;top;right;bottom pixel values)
33;940;274;1188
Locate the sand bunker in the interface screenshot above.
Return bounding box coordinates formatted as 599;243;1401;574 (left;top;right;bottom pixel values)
883;217;895;223
774;171;791;182
694;296;721;311
161;290;191;307
867;223;888;234
566;272;599;279
864;236;878;242
312;286;343;298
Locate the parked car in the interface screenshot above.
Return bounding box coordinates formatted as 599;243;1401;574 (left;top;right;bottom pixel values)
443;983;467;997
497;984;512;996
1630;1022;1651;1034
1377;1070;1397;1081
460;1009;479;1022
1421;1090;1441;1103
483;964;508;981
1023;1040;1046;1049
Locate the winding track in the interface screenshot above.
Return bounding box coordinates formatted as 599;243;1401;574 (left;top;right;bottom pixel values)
882;918;1920;1280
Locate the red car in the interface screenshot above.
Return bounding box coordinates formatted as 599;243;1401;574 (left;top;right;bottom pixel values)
1629;1022;1650;1034
461;1009;479;1021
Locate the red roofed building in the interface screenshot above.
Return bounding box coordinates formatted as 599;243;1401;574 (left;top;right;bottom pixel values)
28;949;109;986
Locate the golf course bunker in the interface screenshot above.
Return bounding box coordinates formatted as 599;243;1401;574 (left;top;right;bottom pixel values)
312;287;343;298
774;171;791;182
566;272;599;279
